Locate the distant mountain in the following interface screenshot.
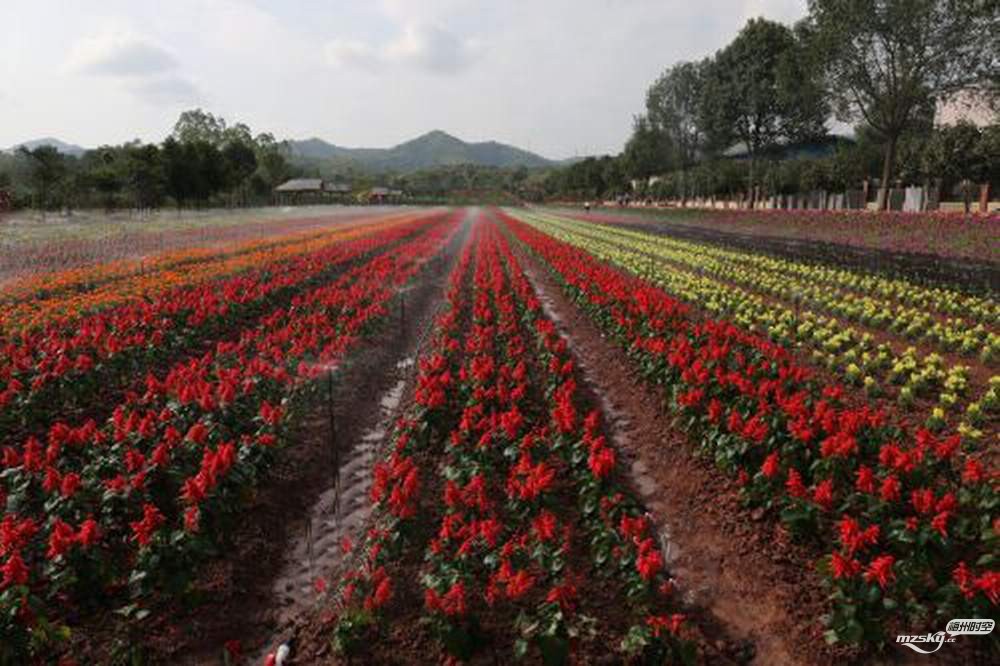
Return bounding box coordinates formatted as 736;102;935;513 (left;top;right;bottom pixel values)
5;131;564;171
288;130;556;172
8;138;87;157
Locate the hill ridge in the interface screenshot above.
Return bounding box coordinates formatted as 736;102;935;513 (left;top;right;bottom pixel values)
288;129;555;171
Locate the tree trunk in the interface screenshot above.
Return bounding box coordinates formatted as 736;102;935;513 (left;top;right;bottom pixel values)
877;135;898;211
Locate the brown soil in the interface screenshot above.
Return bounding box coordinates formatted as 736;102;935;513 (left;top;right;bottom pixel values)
512;241;846;666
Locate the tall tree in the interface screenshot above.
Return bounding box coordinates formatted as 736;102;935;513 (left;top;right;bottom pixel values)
18;145;67;211
85;148;124;211
645;59;708;196
646;61;703;160
621;115;673;180
700;18;829;206
171;109;228;146
124;142;166;210
162;138;196;209
222;141;258;205
807;0;1000;208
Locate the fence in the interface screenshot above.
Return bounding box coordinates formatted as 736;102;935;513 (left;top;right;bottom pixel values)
648;182;998;213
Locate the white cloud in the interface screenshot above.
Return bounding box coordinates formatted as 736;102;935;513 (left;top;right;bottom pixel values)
64;27;176;76
63;23;201;107
128;76;202;105
386;23;480;74
3;0;816;158
740;0;809;25
324;21;479;75
324;39;382;71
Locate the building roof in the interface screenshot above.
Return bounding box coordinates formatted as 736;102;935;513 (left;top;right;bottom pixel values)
370;187;390;195
324;182;352;193
275;178;324;192
722;135;855;161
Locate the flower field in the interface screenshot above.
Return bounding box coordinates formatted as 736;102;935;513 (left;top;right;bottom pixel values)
509;210;998;444
561;207;1000;265
0;206;995;664
0;209;460;660
497;208;998;652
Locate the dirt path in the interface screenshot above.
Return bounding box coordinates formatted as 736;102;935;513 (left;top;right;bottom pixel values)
123;219;469;665
512;241;844;666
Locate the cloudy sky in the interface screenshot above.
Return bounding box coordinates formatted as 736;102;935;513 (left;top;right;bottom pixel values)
1;0;809;158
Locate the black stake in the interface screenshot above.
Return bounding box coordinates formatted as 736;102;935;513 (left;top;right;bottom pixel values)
327;369;340;517
399;292;406;333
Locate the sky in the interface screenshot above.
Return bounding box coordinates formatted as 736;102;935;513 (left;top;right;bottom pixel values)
0;0;811;159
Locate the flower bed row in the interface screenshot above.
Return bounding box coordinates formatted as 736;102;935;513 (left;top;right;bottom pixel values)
0;210;421;333
0;214;460;661
0;214;441;447
497;209;998;649
516;211;998;444
326;218;694;663
559;211;997;354
562;210;998;327
565;206;1000;265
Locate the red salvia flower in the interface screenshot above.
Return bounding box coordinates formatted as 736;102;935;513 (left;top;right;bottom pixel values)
636;548;663;581
911;488;934;515
545;580;578;611
76;518;101;548
130;503;165;546
855;466;875;494
879;475;901;503
60;472;81;498
588;445;615;480
761;452;780;478
864;554;895;589
647;613;685;637
1;551;29;588
813;479;834;511
830;552;862;579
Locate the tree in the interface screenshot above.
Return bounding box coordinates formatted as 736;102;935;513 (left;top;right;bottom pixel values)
601;155;627;195
84;148;124;211
171;109;228;146
18;145;67;211
222;141;258;205
250;133;292;196
124;143;167;210
645;60;708;199
162;138;196;209
700;18;829;206
921;121;992;210
189;141;226;205
621;115;673;181
974;124;1000;190
807;0;1000;209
